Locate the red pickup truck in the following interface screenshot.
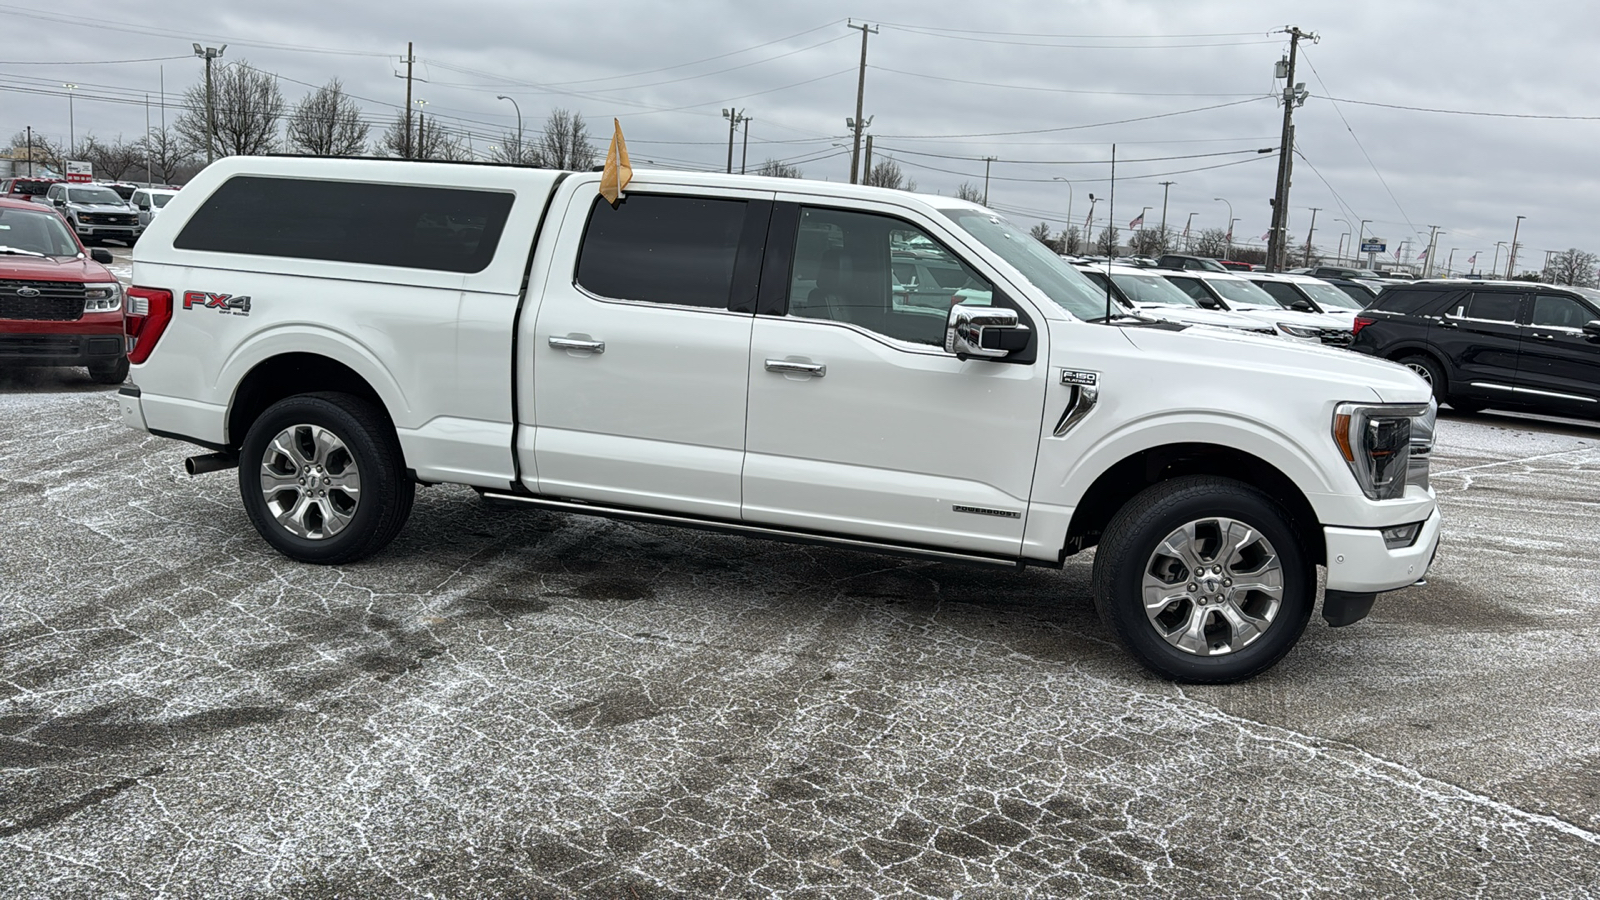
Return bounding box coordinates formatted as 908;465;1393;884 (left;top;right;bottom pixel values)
0;196;128;383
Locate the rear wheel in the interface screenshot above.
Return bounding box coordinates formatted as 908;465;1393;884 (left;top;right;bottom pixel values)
87;355;128;384
239;392;413;564
1092;475;1314;683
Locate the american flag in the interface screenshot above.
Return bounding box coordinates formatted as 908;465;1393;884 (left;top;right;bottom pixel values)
1129;213;1144;228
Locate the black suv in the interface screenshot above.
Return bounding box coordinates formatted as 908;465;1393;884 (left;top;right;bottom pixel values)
1350;280;1600;417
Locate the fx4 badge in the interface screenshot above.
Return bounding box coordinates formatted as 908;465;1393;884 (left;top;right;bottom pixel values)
182;291;252;316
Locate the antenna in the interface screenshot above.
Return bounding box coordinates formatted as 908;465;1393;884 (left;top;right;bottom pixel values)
1105;143;1116;322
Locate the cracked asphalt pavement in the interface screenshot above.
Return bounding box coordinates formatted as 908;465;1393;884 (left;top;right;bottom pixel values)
2;369;1598;898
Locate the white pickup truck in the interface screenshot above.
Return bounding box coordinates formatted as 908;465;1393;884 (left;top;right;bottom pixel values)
116;157;1440;683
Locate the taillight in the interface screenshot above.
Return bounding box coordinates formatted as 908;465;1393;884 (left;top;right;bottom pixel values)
125;286;172;364
1352;315;1376;336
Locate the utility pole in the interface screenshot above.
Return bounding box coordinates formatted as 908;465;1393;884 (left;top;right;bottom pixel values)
722;108;744;173
741;116;752;175
1303;206;1321;267
1267;26;1315;272
1492;241;1506;277
1183;211;1197;251
1422;225;1441;277
192;44;225;165
862;134;873;183
1158;180;1175;252
403;42;415;159
25;126;32;177
1445;248;1456;277
983;156;996;205
847;20;877;184
1507;215;1525;278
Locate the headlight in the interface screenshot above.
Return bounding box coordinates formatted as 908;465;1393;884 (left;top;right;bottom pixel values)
1278;323;1322;339
83;282;124;313
1332;401;1430;500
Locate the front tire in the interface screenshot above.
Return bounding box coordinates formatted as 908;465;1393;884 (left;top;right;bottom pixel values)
239;392;413;564
87;355;129;384
1091;475;1314;683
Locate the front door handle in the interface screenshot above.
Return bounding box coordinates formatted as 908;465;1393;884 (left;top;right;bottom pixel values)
765;359;826;377
1530;332;1556;341
549;336;605;353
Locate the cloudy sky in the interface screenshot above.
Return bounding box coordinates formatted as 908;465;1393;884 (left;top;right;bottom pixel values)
5;0;1599;273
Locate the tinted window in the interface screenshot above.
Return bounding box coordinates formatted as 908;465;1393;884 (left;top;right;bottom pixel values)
1165;276;1214;303
68;187;125;204
1254;281;1304;307
176;176;513;273
1461;292;1521;322
1373;288;1440;314
576;194;746;308
1532;295;1596;328
790;207;990;347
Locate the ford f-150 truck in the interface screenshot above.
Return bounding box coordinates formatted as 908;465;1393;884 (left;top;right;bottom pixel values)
117;157;1440;683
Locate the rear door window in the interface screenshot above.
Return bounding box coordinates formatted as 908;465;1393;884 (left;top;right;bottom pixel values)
575;194;749;309
175;176;513;273
1458;291;1523;322
1253;281;1304;307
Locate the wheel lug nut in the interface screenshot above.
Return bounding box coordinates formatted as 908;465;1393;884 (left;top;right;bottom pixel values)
1188;583;1197;592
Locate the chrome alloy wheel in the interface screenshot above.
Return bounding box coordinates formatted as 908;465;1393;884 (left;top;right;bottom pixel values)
258;424;362;540
1141;517;1284;656
1403;361;1434;386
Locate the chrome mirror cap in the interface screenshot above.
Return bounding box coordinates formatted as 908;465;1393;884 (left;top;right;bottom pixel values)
946;304;1027;359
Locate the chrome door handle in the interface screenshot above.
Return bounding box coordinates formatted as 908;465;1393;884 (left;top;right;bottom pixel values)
1531;333;1555;341
549;336;604;353
764;359;826;377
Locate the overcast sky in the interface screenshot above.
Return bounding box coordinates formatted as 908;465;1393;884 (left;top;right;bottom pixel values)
6;0;1599;272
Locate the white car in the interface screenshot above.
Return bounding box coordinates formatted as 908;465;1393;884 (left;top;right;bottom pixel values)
118;157;1439;683
1074;263;1280;337
1160;269;1356;344
1240;270;1363;343
129;187;180;227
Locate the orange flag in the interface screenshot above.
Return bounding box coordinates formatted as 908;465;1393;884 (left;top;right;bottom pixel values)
599;118;632;206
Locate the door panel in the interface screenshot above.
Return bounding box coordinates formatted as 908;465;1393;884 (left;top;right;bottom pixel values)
1436;290;1524;392
1516;294;1600;410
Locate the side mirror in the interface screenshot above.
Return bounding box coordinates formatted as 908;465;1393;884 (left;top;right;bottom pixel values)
946;304;1030;360
90;248;114;264
1583;320;1600;340
1196;295;1220;309
53;198;65;207
1290;299;1315;312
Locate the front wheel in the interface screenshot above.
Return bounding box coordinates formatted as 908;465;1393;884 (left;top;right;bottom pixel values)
1092;475;1314;683
87;355;129;384
239;392;414;564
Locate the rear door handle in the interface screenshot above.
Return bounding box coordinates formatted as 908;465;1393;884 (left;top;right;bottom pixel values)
1531;333;1555;341
765;359;826;377
549;336;605;353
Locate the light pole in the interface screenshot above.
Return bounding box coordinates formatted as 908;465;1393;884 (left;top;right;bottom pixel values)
740;116;753;174
1084;193;1099;250
496;95;522;163
1213;197;1233;259
413;99;428;157
63;83;77;153
1445;248;1457;277
1183;212;1197;251
1157;180;1175;252
1333;218;1353;264
1492;241;1507;277
1051;177;1074;238
1356;219;1371;268
845;115;872;181
1506;215;1525;278
192;43;225;164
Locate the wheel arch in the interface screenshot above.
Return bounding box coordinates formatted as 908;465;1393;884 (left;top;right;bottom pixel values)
227;352;393;454
1064;442;1325;566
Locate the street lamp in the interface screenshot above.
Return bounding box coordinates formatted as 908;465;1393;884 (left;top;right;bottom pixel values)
1183;212;1197;250
1134;206;1151;229
1084;193;1099;248
192;43;225;164
1356;219;1371;267
1492;241;1508;276
1213;197;1233;259
1507;215;1526;278
496;95;522;164
1333;218;1353;264
1050;177;1074;235
63;83;77;153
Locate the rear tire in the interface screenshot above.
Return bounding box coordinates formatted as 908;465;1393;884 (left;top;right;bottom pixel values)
1091;475;1314;684
87;356;129;384
239;392;413;564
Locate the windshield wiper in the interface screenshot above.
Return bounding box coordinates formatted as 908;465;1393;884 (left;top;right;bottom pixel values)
0;245;46;257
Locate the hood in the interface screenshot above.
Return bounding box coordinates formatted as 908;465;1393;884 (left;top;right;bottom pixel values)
1225;306;1343;328
1111;321;1431;404
0;254;115;282
1133;303;1273;331
67;202;131;210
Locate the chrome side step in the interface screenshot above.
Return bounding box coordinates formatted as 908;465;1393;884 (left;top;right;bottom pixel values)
479;491;1024;568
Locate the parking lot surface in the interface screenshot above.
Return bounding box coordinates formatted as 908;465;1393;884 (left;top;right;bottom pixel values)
2;371;1598;898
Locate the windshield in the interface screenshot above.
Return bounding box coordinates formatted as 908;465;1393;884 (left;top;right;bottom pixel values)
68;187;125;205
1300;281;1364;310
943;209;1114;320
1111;272;1200;307
0;206;83;256
1209;277;1281;309
152;193;175;208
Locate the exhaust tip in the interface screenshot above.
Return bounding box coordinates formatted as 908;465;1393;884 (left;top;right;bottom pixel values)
185;452;238;477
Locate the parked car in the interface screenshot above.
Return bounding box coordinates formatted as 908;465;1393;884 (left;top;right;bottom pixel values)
101;182;141;201
0;196;128;383
1;176;61;203
130;187;180;227
1350;279;1600;417
1217;260;1255;272
1159;269;1354;344
1156;253;1229;272
1238;271;1362;344
1073;263;1279;336
1323;277;1382;307
118;156;1440;683
43;182;143;245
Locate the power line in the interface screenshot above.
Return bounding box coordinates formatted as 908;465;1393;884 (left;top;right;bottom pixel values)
875;23;1281;50
873;145;1274;165
537;19;846;87
868;64;1266;99
888;150;1276;185
0;54;190;65
1319;95;1600;121
0;2;392;57
874;22;1272;38
875;97;1269;140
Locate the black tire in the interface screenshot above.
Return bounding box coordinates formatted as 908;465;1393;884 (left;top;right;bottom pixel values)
86;355;129;385
239;392;413;564
1091;475;1314;684
1396;354;1446;403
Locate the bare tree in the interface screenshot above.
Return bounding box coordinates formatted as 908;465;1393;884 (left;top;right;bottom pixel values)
533;109;596;170
1543;248;1599;287
175;60;285;158
755;159;802;178
75;136;145;181
1129;227;1169;257
955;182;984;203
137;128;196;184
488;135;533;165
863;158;916;192
1028;222;1058;252
1189;227;1230;259
1095;225;1122;256
1061;225;1082;255
377;114;468;160
286;79;369;157
9;130;66;175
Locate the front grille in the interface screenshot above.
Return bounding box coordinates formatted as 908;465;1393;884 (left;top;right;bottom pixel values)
1319;329;1354;346
80;213;135;226
0;335;81;357
0;281;86;321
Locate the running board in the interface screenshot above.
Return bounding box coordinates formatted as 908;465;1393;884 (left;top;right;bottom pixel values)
479;492;1024;569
